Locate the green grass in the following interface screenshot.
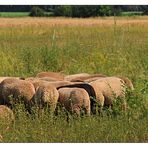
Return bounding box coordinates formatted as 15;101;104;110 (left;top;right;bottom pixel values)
0;12;29;17
0;12;54;18
121;11;143;16
0;17;148;142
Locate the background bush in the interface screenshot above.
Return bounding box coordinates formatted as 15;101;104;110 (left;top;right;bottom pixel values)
29;6;45;17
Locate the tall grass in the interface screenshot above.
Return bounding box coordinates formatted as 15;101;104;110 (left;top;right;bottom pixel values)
0;17;147;142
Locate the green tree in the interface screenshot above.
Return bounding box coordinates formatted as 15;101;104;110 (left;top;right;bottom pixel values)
112;6;122;16
143;6;148;15
99;6;113;16
53;5;123;17
29;6;45;17
72;6;100;17
63;6;72;17
54;6;72;17
54;6;63;16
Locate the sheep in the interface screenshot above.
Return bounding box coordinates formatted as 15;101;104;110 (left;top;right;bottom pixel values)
39;77;59;82
47;81;74;88
89;77;127;112
57;83;96;99
57;83;96;114
61;76;126;113
0;77;23;83
84;77;104;83
0;105;15;124
23;79;59;114
58;87;91;116
31;81;59;113
117;76;134;90
0;78;35;109
36;71;65;81
64;73;90;81
27;79;82;114
64;73;106;82
25;77;40;81
83;75;134;90
25;78;46;91
26;77;60;82
27;78;73;90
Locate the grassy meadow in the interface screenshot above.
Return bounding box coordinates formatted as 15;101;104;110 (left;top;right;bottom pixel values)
0;12;29;17
0;16;148;142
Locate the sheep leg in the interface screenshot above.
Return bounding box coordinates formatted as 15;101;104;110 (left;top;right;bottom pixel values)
84;105;91;116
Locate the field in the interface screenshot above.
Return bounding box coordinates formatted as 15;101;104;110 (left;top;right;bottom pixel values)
0;16;148;142
0;12;29;17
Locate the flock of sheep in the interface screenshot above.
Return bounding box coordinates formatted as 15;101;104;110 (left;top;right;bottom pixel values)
0;72;134;123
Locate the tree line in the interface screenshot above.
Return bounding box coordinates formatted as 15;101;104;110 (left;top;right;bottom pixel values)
0;5;148;17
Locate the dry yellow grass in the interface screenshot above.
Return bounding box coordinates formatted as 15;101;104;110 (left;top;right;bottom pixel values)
0;16;148;27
